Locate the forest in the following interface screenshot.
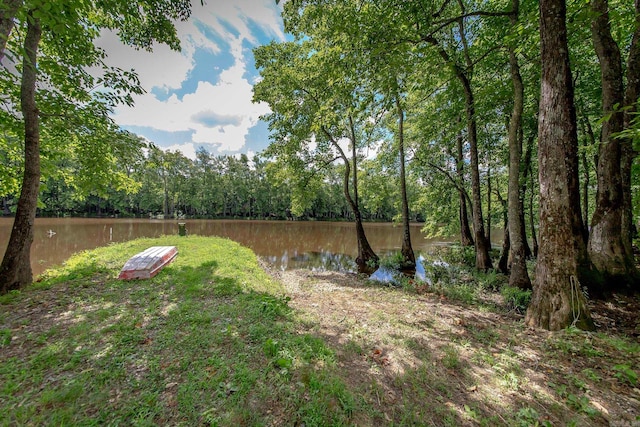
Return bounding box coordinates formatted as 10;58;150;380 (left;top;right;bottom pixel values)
1;0;639;332
2;145;414;223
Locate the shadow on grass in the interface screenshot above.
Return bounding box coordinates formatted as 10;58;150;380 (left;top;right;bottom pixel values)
0;248;357;426
289;273;638;426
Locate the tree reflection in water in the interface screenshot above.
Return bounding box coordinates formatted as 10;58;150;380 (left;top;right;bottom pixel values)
0;218;501;278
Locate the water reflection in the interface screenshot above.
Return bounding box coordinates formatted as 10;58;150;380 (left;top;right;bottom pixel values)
0;218;503;277
368;254;429;284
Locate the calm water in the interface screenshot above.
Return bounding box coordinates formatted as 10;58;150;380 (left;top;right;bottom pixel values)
0;218;501;277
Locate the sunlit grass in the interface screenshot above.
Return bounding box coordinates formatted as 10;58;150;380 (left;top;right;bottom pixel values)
0;236;357;426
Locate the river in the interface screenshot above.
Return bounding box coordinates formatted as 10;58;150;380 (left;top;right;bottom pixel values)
0;218;502;277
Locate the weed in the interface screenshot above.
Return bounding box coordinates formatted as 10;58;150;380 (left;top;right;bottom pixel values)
433;282;477;304
566;393;600;417
424;261;453;285
440;245;476;267
380;253;404;270
514;407;552;427
0;290;21;305
442;345;461;369
600;334;640;354
567;374;588;392
501;286;532;313
549;381;600;418
469;325;499;346
581;368;601;383
474;269;505;291
344;340;364;356
0;328;11;346
612;364;638;387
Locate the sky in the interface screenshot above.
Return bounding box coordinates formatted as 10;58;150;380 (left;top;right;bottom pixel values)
99;0;286;160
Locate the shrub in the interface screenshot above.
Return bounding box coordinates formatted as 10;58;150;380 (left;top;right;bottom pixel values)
501;286;532;313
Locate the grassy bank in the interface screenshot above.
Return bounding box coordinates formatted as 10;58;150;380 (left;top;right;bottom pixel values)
1;237;639;426
0;236;354;426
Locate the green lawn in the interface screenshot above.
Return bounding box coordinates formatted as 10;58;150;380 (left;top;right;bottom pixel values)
0;236;356;426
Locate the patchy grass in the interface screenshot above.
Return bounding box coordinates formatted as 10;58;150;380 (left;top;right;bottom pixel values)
268;248;640;426
1;238;639;426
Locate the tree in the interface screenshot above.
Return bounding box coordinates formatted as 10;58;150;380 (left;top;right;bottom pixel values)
395;93;416;270
415;2;499;271
622;0;640;258
506;0;532;289
0;0;22;63
253;39;379;270
0;10;41;291
455;128;474;247
0;0;192;293
587;0;640;291
525;0;595;331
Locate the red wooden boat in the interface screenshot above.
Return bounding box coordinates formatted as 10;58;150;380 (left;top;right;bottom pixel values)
118;246;178;280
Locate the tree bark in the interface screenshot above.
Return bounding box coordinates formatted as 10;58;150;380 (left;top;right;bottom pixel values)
578;113;596;234
528;161;538;258
324;124;379;271
520;132;534;259
507;0;532;289
348;117;379;271
525;0;595;331
460;71;493;270
496;190;510;274
0;12;41;294
486;165;491;244
0;0;22;65
588;0;639;291
396;96;415;270
622;0;640;276
456;130;474;246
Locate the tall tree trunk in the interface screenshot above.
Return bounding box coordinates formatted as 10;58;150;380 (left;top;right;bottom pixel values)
425;31;492;270
578;113;596;234
396;97;415;270
456;130;474;246
525;0;595;331
496;190;510;274
486;165;491;244
460;72;493;270
528;162;538;258
0;0;22;64
507;0;532;289
622;0;640;271
324;125;379;271
520;132;534;259
348;118;379;271
0;12;41;294
588;0;639;290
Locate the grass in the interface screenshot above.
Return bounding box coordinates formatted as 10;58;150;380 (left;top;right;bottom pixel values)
0;236;357;426
1;237;639;426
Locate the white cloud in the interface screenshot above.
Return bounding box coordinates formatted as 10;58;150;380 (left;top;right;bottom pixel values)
103;0;284;154
165;142;197;160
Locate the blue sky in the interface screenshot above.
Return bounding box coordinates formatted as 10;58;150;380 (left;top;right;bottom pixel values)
99;0;286;159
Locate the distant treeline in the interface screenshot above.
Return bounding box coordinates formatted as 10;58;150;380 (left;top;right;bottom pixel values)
2;144;429;223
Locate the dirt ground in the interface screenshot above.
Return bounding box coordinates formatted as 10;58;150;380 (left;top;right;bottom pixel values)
262;261;640;426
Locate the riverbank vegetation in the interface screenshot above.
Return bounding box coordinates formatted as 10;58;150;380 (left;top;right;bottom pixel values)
1;237;638;425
